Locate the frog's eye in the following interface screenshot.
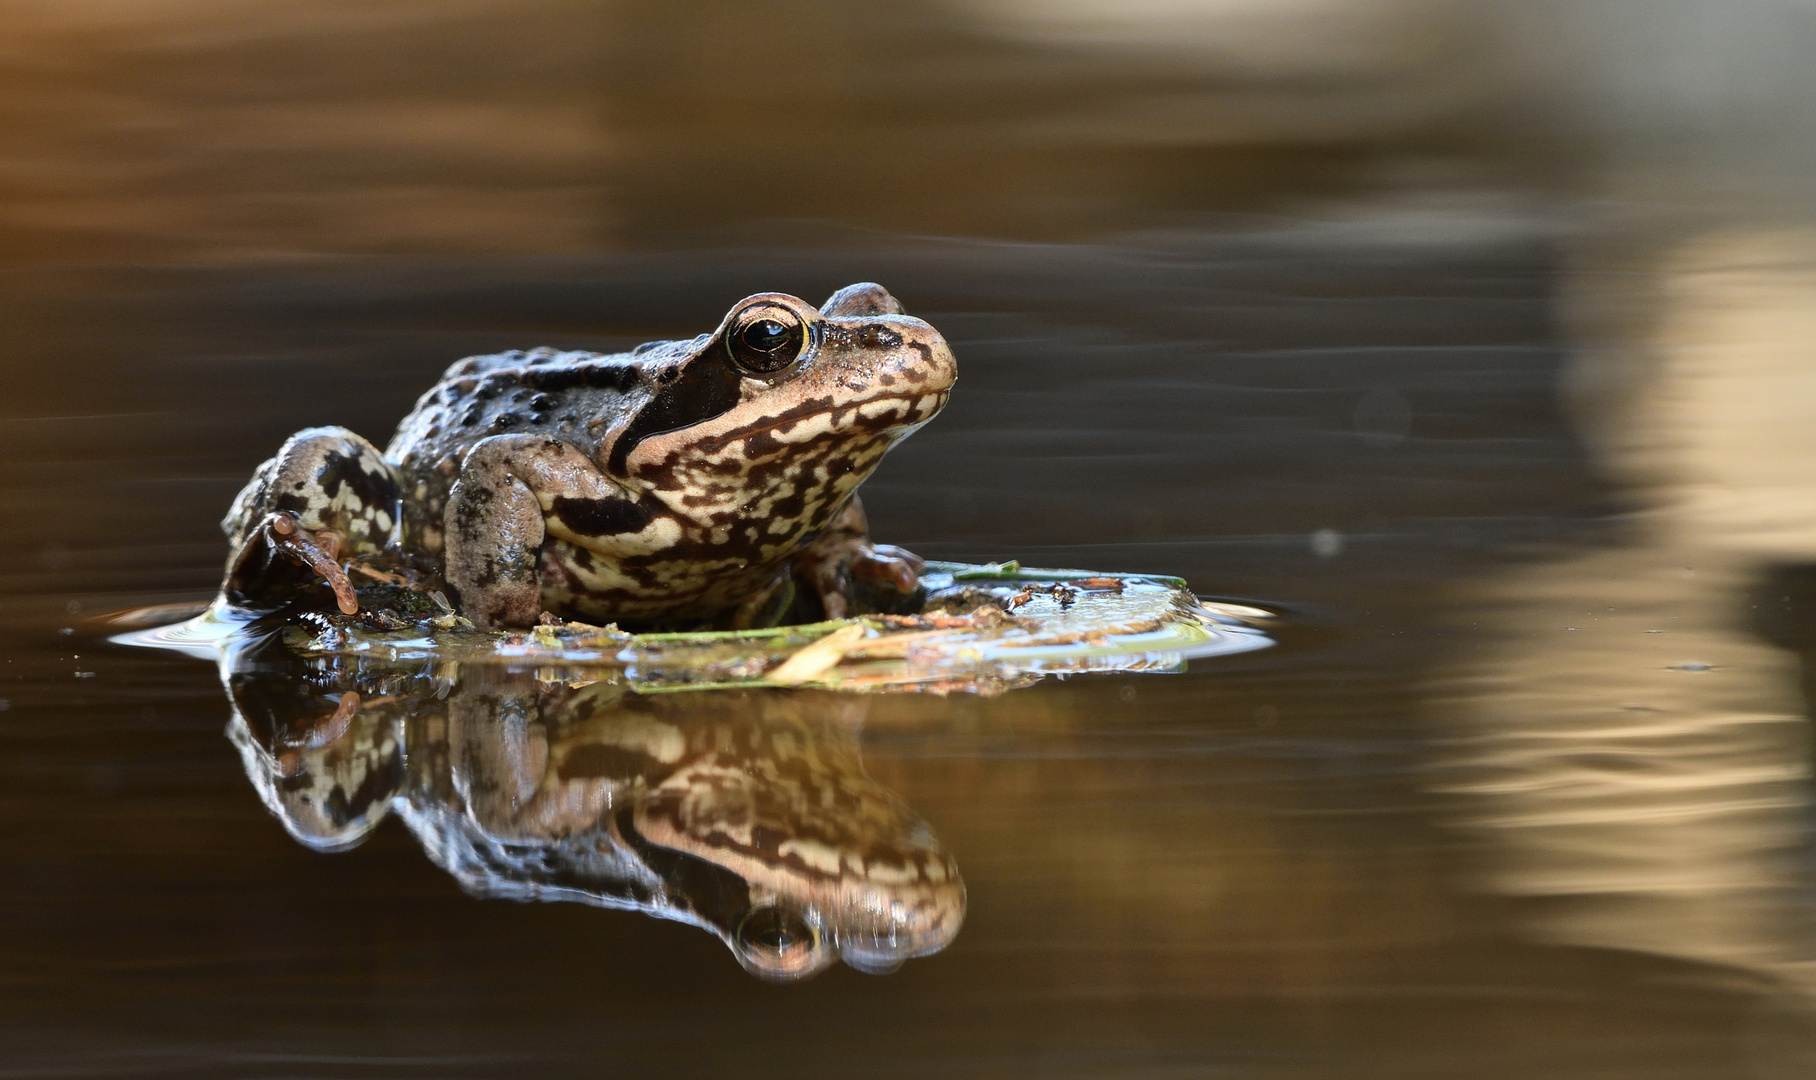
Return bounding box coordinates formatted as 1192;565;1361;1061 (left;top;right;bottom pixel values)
743;320;791;352
727;305;807;376
732;903;829;980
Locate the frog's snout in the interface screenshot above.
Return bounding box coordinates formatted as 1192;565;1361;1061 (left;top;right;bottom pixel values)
868;313;958;396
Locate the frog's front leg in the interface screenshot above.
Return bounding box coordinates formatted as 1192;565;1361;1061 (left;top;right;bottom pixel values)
443;435;636;630
221;426;402;613
793;496;924;620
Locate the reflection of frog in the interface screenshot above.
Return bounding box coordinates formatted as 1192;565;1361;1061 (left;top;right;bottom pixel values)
221;283;956;629
225;650;965;980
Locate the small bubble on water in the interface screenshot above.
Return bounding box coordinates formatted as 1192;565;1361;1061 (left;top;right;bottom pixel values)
1310;529;1343;559
1118;685;1137;703
65;599;81;614
1669;661;1713;672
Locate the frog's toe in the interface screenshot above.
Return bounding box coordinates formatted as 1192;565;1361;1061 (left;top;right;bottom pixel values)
798;560;850;621
274;690;362;778
225;511;360;615
850;542;923;595
797;540;924;621
269;515;360;615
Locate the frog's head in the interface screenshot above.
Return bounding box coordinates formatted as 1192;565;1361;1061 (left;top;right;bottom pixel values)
609;284;955;537
625;758;967;982
592;690;966;981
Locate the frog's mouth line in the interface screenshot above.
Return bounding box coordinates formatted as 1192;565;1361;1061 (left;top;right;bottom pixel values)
709;389;950;447
620;389;951;498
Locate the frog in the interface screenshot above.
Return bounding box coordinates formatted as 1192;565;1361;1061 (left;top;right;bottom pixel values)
220;282;956;630
221;643;965;980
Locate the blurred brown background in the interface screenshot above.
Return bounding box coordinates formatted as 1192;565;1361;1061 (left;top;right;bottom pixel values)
0;0;1586;260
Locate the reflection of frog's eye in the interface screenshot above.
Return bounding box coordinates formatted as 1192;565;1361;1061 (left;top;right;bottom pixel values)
727;307;806;376
732;903;829;980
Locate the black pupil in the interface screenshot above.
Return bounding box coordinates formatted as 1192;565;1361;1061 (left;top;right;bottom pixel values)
742;319;792;352
741;907;810;954
755;927;796;949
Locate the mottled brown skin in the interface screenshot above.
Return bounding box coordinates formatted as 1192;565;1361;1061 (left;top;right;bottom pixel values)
221;283;956;629
225;662;966;980
442;683;965;979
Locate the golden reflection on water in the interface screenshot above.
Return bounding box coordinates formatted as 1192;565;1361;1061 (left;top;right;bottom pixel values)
1436;231;1816;988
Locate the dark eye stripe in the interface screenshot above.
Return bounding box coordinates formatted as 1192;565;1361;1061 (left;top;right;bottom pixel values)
608;355;743;477
614;807;755;934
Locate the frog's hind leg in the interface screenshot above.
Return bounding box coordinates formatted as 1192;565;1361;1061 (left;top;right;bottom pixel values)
442;434;636;630
222;426;403;614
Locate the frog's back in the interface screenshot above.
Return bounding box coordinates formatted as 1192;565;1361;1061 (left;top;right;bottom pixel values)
382;342;682;553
